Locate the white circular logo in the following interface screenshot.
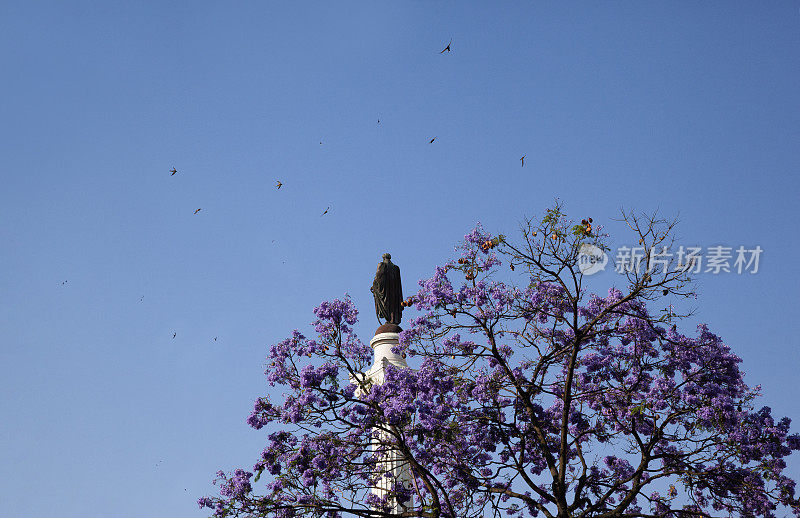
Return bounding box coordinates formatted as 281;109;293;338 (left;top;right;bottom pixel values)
578;244;608;275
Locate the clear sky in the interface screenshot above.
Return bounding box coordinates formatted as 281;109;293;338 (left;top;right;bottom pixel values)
1;2;798;517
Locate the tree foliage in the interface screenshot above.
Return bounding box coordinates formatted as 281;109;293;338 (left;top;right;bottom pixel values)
200;205;800;518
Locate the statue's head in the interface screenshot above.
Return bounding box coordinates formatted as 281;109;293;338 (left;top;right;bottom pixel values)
382;253;391;262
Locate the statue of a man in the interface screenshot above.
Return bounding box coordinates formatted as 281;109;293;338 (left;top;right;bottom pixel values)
371;253;403;325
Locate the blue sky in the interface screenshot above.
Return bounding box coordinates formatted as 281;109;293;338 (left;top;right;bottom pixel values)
1;2;798;517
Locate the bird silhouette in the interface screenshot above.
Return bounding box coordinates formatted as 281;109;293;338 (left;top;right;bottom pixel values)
429;137;436;144
214;337;217;342
440;39;452;53
321;206;330;216
276;180;282;189
520;155;526;167
172;332;176;339
61;280;68;285
193;208;202;214
170;167;177;176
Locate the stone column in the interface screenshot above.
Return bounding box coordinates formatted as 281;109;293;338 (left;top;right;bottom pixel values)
351;326;413;513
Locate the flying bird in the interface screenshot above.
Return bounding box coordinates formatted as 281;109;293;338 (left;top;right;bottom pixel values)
440;39;452;53
193;208;202;214
172;332;176;339
429;137;436;144
520;155;526;167
170;167;177;176
276;180;282;189
61;280;68;285
214;337;217;342
321;206;330;216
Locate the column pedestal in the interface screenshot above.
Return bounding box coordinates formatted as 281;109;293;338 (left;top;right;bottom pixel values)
350;331;413;512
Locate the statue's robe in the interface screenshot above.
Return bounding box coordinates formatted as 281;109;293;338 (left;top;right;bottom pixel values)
372;260;403;325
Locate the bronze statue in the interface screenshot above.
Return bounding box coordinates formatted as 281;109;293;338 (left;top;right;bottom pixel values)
371;253;403;325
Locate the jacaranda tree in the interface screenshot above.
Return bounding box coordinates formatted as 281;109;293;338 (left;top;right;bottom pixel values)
200;205;800;518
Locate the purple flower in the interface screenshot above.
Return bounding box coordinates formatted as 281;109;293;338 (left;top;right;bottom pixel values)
201;215;800;518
